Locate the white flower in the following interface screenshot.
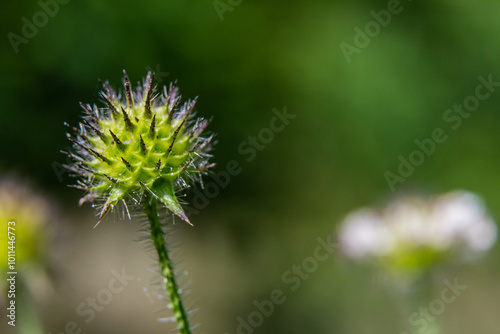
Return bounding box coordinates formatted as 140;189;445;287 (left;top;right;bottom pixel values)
432;191;497;252
339;209;393;258
338;191;497;265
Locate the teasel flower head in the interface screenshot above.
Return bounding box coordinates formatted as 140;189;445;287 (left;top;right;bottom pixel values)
0;175;55;272
0;174;65;328
64;71;214;226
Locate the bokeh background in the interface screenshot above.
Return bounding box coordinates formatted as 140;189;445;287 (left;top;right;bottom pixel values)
2;0;500;333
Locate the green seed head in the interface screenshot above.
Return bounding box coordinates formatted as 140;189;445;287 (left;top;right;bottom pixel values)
0;176;53;271
64;71;214;225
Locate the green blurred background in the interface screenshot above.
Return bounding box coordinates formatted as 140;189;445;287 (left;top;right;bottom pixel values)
2;0;500;333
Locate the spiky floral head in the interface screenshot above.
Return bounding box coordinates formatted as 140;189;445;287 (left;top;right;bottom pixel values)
64;71;214;225
0;176;53;272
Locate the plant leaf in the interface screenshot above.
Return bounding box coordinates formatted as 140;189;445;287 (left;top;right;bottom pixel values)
148;178;190;225
96;187;126;227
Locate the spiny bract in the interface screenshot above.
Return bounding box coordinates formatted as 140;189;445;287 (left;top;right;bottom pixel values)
64;70;214;225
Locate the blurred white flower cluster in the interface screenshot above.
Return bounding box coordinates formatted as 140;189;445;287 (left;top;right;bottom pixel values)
338;191;497;273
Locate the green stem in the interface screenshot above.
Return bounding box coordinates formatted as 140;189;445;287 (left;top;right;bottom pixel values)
18;274;44;334
407;274;443;334
144;194;191;334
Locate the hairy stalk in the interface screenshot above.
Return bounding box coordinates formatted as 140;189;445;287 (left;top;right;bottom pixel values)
144;193;191;334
